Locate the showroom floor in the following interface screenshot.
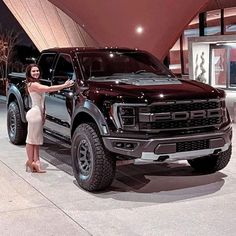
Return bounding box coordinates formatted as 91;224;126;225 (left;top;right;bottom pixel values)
0;96;236;236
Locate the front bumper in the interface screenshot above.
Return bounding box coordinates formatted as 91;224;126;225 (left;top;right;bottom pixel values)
102;125;232;163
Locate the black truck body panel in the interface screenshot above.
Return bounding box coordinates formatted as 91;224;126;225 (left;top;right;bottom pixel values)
6;47;232;191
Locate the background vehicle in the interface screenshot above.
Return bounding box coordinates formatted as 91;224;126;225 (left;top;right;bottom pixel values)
7;47;232;191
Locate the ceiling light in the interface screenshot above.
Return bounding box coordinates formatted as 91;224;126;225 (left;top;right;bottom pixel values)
135;26;144;34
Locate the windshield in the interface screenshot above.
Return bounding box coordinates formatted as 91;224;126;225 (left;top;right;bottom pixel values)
77;51;174;80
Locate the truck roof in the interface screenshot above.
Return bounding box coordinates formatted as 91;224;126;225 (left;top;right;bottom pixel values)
41;47;142;54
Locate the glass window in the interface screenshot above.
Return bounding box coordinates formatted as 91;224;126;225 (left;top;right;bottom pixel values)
205;10;221;36
78;51;174;80
53;54;74;83
183;28;199;74
210;46;227;88
229;46;236;87
182;15;200;74
38;53;56;80
225;7;236;35
169;39;181;74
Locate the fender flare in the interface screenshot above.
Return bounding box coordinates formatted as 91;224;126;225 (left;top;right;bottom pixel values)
72;99;110;136
7;85;27;123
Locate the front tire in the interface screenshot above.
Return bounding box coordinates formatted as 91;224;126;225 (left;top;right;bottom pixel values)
188;145;232;172
7;101;27;145
71;123;116;191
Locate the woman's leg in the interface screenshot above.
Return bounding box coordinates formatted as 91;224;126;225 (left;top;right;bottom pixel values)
26;143;34;162
32;145;46;173
26;143;34;171
33;145;40;162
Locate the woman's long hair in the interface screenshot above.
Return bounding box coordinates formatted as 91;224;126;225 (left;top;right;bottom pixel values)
25;64;41;94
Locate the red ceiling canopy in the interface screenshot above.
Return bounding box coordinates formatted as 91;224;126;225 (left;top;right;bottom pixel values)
49;0;235;59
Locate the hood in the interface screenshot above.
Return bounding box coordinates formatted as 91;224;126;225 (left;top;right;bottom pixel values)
87;76;223;104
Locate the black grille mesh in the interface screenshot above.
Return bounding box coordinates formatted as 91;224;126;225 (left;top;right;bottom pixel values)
150;101;220;113
138;100;223;131
176;140;209;152
139;117;222;130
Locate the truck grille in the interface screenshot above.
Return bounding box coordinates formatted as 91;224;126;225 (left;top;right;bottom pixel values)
176;140;209;152
138;99;224;132
139;117;222;130
149;100;220;113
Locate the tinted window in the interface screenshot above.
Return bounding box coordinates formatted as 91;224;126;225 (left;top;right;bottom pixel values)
54;54;74;79
77;51;174;80
38;53;56;80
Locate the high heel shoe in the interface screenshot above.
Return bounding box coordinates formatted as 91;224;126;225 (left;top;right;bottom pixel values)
32;161;46;173
25;160;34;172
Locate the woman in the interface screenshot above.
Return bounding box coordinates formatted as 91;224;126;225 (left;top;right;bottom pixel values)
25;64;74;173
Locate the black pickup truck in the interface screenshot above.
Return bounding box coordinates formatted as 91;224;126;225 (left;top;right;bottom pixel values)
7;47;232;191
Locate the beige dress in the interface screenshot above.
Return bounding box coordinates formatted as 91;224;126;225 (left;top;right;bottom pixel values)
26;92;45;145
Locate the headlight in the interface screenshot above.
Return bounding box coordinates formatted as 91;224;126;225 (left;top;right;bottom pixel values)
119;107;136;126
221;99;228;124
110;103;146;131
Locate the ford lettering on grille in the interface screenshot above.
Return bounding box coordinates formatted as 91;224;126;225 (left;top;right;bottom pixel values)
152;108;222;121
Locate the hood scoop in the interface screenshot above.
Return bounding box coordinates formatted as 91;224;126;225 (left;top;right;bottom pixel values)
119;77;182;86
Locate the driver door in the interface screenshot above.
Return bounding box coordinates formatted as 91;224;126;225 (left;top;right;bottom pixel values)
43;53;75;140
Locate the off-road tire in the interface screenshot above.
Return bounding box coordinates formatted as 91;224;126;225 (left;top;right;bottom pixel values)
71;123;116;192
188;145;232;172
7;101;27;145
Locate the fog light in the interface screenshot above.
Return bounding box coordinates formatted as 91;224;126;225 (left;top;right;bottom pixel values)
115;142;124;148
113;142;137;150
125;143;133;148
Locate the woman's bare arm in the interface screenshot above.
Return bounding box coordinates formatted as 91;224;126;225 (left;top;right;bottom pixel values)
28;80;74;93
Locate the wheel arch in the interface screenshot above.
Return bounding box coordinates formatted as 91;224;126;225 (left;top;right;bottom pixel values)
7;86;27;123
71;101;110;138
